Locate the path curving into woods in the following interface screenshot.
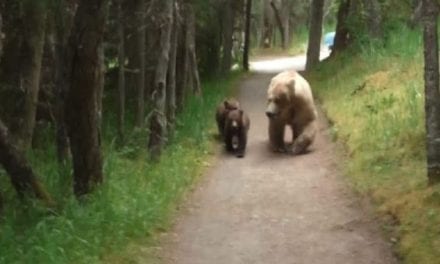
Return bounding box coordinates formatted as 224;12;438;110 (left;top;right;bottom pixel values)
159;55;398;264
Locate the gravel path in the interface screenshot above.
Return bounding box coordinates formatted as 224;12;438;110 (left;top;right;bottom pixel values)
160;57;398;264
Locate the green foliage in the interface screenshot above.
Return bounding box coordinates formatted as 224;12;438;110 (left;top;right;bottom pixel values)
0;73;241;264
309;25;440;263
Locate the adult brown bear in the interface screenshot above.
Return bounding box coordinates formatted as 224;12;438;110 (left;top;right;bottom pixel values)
265;70;317;154
224;109;250;158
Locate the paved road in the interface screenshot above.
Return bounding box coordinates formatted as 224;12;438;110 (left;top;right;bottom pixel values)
161;56;398;264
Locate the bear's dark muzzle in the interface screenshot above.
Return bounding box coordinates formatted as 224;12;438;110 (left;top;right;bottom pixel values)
266;111;277;119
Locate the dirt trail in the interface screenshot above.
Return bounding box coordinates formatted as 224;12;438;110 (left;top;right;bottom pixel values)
160;63;398;264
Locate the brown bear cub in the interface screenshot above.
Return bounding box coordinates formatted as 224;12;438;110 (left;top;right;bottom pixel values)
224;109;250;158
215;98;250;158
215;98;240;139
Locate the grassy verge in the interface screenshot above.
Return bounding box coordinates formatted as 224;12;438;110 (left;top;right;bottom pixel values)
0;73;241;264
308;26;440;263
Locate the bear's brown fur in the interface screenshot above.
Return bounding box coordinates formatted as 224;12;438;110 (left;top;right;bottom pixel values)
265;70;317;154
224;109;250;158
215;98;240;139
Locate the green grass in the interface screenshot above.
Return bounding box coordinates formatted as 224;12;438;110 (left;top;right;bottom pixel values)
308;25;440;263
0;72;241;264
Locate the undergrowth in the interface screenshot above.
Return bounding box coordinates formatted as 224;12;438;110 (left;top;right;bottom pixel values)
0;73;241;264
308;25;440;263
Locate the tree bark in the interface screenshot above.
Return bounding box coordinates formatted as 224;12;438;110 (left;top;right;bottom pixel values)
220;0;236;74
305;0;324;70
0;119;54;206
65;0;107;197
148;0;174;160
175;1;189;110
135;0;146;128
186;3;201;96
16;2;47;151
362;0;382;38
167;1;178;135
422;0;440;185
117;0;126;143
270;0;286;49
331;0;351;56
53;0;77;164
243;0;252;71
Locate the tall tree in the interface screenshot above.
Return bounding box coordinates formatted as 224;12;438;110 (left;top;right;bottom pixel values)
305;0;324;70
148;0;174;160
186;3;201;96
52;0;76;164
422;0;440;185
220;0;236;74
117;0;126;142
135;0;146;128
362;0;382;38
167;1;178;135
331;0;350;56
270;0;286;49
15;1;48;150
243;0;252;71
65;0;107;197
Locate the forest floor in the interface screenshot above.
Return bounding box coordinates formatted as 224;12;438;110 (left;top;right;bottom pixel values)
155;56;399;264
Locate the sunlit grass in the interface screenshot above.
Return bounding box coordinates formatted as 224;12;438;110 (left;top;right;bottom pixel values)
309;26;440;263
0;73;241;264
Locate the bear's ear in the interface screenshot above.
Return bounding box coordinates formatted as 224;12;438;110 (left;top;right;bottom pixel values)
224;100;230;108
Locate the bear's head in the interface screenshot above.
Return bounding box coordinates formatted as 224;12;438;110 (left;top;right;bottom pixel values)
266;78;295;119
224;98;240;111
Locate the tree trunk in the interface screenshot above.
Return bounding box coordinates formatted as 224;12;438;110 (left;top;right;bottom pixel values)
175;2;189;110
167;1;178;135
260;0;274;48
305;0;324;70
362;0;382;38
135;0;146;128
148;0;174;160
220;0;235;74
270;0;286;49
331;0;351;56
0;119;54;206
65;0;107;197
53;1;77;164
186;3;201;96
117;0;126;143
16;2;47;151
243;0;252;71
422;0;440;185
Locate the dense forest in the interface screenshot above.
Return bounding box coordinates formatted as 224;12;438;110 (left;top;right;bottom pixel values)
1;0;440;263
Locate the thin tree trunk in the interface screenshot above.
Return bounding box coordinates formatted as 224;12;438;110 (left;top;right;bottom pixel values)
53;1;76;164
65;0;107;197
16;2;47;151
270;0;286;49
305;0;324;70
243;0;252;71
220;0;235;74
117;0;126;142
0;119;54;206
362;0;382;38
167;1;178;135
186;3;201;96
422;0;440;185
331;0;350;56
135;0;146;128
148;0;174;160
175;3;189;110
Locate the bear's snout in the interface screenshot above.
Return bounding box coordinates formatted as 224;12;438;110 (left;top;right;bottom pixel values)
266;111;277;118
